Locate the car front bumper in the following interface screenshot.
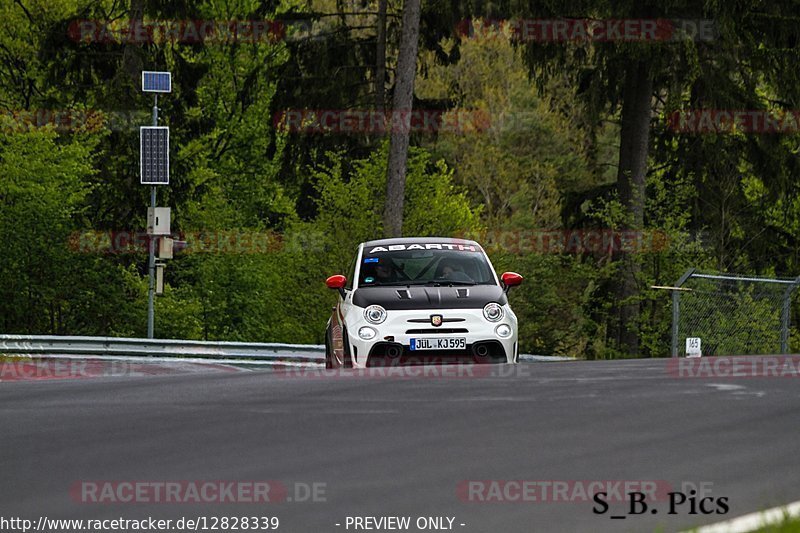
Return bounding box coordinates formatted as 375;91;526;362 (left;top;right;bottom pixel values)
343;306;518;368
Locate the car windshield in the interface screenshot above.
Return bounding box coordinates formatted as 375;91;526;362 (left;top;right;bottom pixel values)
358;246;496;287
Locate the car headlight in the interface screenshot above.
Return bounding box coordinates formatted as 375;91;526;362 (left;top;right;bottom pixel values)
364;305;387;324
483;302;504;322
495;324;512;338
358;326;377;340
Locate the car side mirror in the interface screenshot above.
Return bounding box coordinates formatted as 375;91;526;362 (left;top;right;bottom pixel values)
326;274;347;298
501;272;523;293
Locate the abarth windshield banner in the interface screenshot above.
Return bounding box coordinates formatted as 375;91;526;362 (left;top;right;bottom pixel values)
366;243;481;254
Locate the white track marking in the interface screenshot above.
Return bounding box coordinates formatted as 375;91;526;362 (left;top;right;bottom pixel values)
688;499;800;533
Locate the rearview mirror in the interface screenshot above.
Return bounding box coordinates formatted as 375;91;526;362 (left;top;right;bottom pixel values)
326;274;347;297
501;272;523;293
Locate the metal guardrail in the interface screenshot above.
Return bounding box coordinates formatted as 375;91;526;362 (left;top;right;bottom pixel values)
0;334;324;363
0;335;572;364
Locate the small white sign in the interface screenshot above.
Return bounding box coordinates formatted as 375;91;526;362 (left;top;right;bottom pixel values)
155;263;165;295
686;337;702;358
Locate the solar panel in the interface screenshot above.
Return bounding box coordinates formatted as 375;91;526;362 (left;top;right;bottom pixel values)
141;71;172;93
140;127;169;184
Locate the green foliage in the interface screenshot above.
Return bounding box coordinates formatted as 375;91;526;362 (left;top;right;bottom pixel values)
171;0;292;229
417;22;590;229
489;250;609;357
307;141;482;269
0;124;149;334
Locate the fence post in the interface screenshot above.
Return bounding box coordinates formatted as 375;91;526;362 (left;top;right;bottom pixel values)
780;276;800;354
671;268;696;358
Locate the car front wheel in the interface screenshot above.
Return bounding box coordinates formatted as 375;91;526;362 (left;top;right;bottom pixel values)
324;327;334;369
341;326;353;368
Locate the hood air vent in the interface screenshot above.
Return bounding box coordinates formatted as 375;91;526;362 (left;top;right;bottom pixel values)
396;289;411;300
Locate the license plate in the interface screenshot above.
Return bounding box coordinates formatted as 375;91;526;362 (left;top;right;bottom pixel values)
410;337;466;351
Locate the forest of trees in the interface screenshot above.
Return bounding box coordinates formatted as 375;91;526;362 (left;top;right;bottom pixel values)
2;0;800;358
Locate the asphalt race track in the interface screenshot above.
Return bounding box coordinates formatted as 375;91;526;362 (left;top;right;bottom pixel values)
1;358;799;533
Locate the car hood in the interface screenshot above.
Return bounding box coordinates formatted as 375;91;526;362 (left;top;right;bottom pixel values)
352;284;508;310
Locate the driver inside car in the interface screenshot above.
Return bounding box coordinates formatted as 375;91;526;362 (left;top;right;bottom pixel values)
437;261;473;282
375;262;398;282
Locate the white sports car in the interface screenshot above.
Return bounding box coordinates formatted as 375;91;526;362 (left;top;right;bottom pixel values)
324;237;523;368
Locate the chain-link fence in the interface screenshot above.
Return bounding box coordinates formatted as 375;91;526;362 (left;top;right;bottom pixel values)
670;269;800;357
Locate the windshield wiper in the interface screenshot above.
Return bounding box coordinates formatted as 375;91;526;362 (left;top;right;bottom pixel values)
425;280;476;286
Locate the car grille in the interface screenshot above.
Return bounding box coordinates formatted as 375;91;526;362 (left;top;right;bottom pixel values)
406;318;466;323
405;328;469;334
366;340;507;366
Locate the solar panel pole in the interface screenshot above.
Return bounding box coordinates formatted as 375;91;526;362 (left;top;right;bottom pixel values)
147;95;158;339
141;71;171;339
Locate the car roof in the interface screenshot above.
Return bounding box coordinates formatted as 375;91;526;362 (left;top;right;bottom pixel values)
361;236;482;248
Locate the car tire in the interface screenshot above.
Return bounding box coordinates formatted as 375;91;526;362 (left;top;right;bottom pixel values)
324;327;334;369
342;326;354;368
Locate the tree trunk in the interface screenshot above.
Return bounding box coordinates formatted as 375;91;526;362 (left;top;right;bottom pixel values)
615;59;652;356
375;0;387;112
383;0;420;238
118;0;145;90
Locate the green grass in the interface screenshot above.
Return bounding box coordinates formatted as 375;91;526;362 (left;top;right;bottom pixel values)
681;510;800;533
753;514;800;532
